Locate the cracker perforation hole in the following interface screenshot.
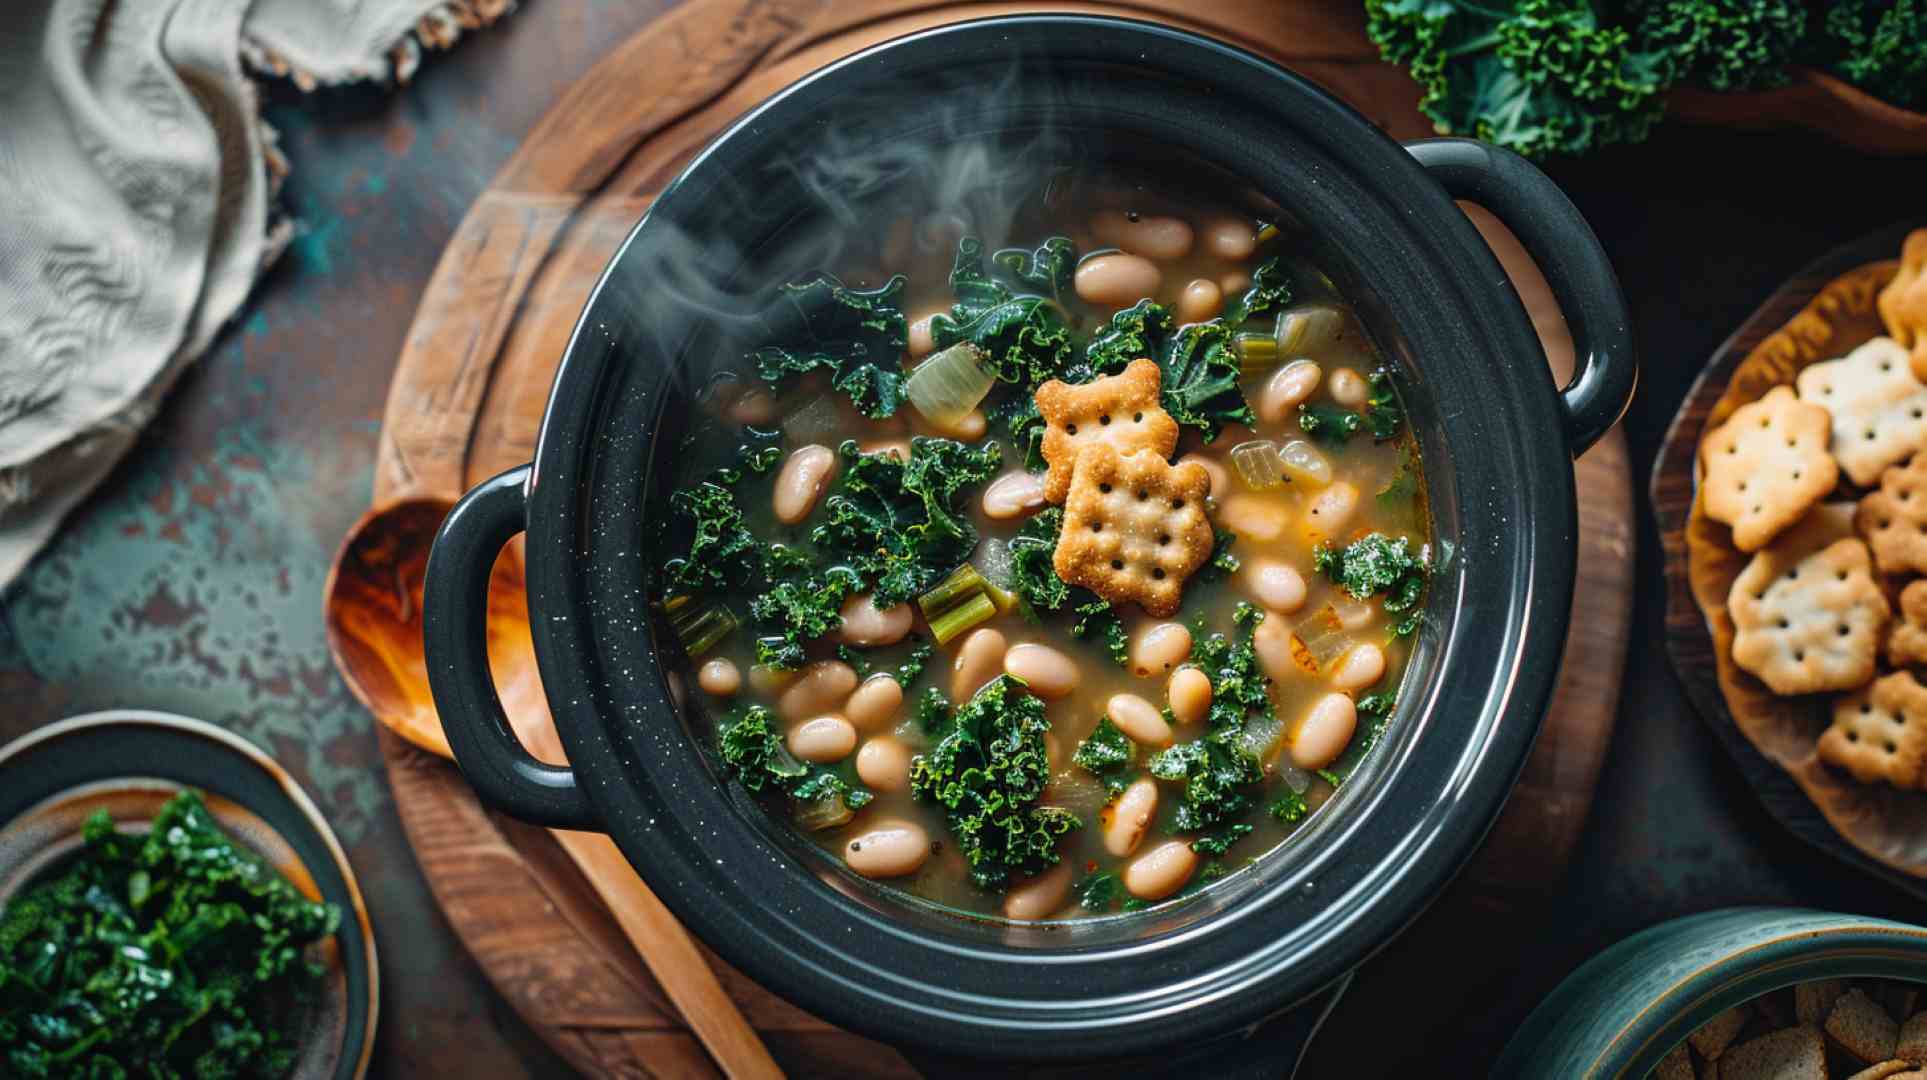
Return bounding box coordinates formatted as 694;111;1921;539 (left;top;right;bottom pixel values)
1133;412;1144;423
1066;423;1078;435
1099;483;1112;493
1152;567;1166;580
1110;559;1124;571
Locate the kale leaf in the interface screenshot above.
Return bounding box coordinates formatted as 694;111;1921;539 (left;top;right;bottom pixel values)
1631;0;1805;92
1808;0;1927;110
662;479;761;596
749;546;862;670
751;274;910;418
1008;508;1129;664
0;791;339;1080
1313;533;1430;637
930;238;1077;388
1071;716;1136;795
718;704;809;792
910;675;1080;889
1088;301;1255;441
1075;871;1123;912
1221;256;1292;326
1365;369;1404;441
1190;822;1254;856
1299;402;1363;445
810;437;1002;607
1268;789;1310;824
1145;605;1273;832
992;236;1078;303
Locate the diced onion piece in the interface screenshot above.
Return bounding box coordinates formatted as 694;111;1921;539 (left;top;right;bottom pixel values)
665;596;737;656
1333;600;1374;631
1238;711;1286;766
1232;332;1279;376
1282;766;1312;795
905;342;994;427
927;591;997;646
1275;304;1346;358
1230;440;1288;491
1291;604;1354;671
1277;439;1332;488
793;792;856;831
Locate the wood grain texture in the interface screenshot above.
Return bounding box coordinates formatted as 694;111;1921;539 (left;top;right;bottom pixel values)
364;1;1635;1073
1654;223;1927;905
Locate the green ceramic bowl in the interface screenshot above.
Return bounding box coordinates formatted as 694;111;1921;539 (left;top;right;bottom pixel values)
1497;908;1927;1078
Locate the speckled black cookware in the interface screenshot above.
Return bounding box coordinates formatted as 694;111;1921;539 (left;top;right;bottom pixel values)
423;15;1636;1067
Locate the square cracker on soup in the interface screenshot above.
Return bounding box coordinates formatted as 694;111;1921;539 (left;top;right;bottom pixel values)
1035;358;1179;504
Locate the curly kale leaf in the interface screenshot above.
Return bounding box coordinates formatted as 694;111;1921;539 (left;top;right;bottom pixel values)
914;686;952;733
810;437;1002;606
930;238;1077;388
1808;0;1927;110
1088;300;1255;441
1074;871;1123;912
1008;508;1129;664
0;791;339;1080
909;674;1080;889
1365;369;1404;441
993;394;1048;472
1073;598;1130;666
750;547;862;670
1146;606;1274;832
1202;528;1240;584
1314;533;1430;636
992;236;1077;303
751;274;910;418
719;705;809;792
1221;256;1292;326
662;480;760;596
1299;402;1363;445
1072;716;1136;795
1190;822;1254;857
790;769;873;811
1268;790;1310;824
1365;0;1670;159
1630;0;1804;91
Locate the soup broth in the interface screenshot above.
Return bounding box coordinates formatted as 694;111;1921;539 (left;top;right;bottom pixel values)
654;182;1429;922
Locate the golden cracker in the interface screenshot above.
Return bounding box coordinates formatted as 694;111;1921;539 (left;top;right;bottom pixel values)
1830;987;1903;1064
1054;443;1213;618
1034;358;1179;504
1858;453;1927;575
1730;528;1888;696
1819;671;1927;789
1890;580;1927;668
1700;385;1837;552
1879;229;1927;381
1796;338;1927;487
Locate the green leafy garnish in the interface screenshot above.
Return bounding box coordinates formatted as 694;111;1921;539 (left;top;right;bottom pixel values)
662;480;761;596
1268;790;1310;824
1190;823;1254;856
992;236;1078;302
1365;369;1403;441
1299;403;1363;445
1145;605;1274;832
1075;872;1123;912
0;791;340;1080
810;437;1002;607
751;274;911;418
719;705;809;791
911;675;1080;889
1808;0;1927;110
749;547;862;670
1088;300;1257;441
1072;716;1136;795
931;238;1077;388
1008;508;1129;665
1313;532;1429;637
1220;256;1292;326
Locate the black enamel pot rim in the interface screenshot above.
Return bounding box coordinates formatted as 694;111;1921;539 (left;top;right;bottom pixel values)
427;13;1635;1063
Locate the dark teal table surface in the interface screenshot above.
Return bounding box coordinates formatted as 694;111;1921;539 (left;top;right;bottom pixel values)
6;3;1927;1074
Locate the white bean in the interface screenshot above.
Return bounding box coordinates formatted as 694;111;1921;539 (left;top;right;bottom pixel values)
697;658;741;697
1124;840;1198;901
982;470;1048;520
1177;453;1229;499
1328;367;1368;408
1203;217;1259;260
1217;494;1288;542
1332;643;1386;692
1004;643;1080;699
837;593;913;647
1075;253;1163;308
844;674;904;732
1253;609;1299;684
773;444;837;524
1258;360;1322;424
778;660;858;722
1106;693;1173;749
726;387;777;427
856;736;912;793
1102;777;1160;857
952;627;1008;700
1176;278;1223;323
1219;271;1252;295
1131;623;1192;678
915;407;987;441
1003;862;1073;921
1092;210;1195;260
858;438;911;462
1304;482;1359;538
845;820;930;878
1168;667;1213;725
1334;601;1375;631
1246;560;1308;614
788;714;857;763
1291;692;1358;770
908;313;939;359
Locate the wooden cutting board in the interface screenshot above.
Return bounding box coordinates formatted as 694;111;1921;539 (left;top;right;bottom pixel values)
368;2;1636;1074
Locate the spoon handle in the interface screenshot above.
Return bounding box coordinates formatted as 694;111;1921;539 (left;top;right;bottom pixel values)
553;829;785;1080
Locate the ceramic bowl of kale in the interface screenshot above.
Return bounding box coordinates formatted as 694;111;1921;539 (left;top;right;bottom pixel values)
421;13;1637;1068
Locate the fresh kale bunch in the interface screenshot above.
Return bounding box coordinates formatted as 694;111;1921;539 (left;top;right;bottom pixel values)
1630;0;1807;91
909;675;1080;889
0;790;340;1079
1146;605;1274;832
1807;0;1927;110
1087;300;1257;442
810;437;1003;607
751;274;911;419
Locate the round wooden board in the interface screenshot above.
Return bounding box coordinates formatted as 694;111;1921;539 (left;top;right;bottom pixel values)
1654;222;1927;905
367;2;1636;1074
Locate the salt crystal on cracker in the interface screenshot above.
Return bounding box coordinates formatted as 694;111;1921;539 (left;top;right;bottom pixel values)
1700;385;1838;552
1796;338;1927;487
1053;443;1213;618
1035;358;1179;504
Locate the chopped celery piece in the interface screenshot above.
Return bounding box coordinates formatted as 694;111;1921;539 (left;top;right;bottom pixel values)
1275;304;1346;358
919;563;991;618
1255;222;1280;244
983;580;1020;615
1230;440;1287;491
794;792;855;831
666;595;737;656
1232;332;1279;376
1291;604;1354;672
905;342;994;427
1278;439;1332;488
927;591;997;645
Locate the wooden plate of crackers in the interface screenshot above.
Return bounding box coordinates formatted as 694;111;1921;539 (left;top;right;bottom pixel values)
1658;224;1927;893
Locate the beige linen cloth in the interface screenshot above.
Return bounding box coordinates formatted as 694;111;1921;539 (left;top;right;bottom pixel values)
0;0;511;587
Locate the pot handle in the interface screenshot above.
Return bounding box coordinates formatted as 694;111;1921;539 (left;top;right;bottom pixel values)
423;463;600;831
1405;138;1638;457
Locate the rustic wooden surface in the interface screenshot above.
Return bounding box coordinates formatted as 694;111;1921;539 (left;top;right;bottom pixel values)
1654;223;1927;904
362;2;1634;1075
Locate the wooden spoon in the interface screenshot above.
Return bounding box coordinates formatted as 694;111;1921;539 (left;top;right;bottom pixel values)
322;193;781;1080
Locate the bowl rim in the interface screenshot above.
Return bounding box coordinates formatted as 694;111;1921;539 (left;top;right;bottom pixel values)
0;710;380;1080
517;12;1583;1060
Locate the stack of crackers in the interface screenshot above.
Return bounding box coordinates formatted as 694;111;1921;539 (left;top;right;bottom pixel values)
1655;978;1927;1079
1037;359;1216;618
1701;230;1927;792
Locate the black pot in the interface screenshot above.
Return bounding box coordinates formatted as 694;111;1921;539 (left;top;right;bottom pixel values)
423;15;1636;1070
